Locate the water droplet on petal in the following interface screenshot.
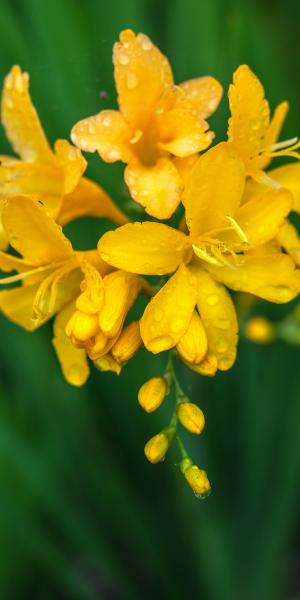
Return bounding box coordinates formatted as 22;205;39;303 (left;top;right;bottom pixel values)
154;309;163;322
206;294;219;306
215;318;230;330
139;34;153;51
118;50;130;65
216;337;228;353
126;71;138;89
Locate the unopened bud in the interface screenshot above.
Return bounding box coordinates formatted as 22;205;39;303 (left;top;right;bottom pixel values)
183;464;211;498
144;432;169;464
111;321;142;364
94;354;121;375
176;402;205;435
184;354;218;377
176;310;207;364
66;310;99;342
245;316;273;344
138;376;168;413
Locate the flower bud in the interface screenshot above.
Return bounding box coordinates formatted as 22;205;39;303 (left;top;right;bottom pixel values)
176;310;207;364
176;402;205;435
184;464;211;498
245;316;273;344
94;354;121;375
184;353;218;376
144;432;169;464
111;321;142;364
66;310;99;342
99;270;142;338
138;376;168;413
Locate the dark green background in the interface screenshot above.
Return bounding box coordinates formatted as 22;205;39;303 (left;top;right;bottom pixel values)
0;1;299;598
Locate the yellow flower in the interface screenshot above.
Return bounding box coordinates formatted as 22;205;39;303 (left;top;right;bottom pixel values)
98;142;299;372
228;64;300;185
0;195;124;386
71;29;223;219
138;376;168;413
0;65;128;250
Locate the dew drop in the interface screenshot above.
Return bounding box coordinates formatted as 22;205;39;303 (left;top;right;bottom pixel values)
101;115;112;127
126;71;138;89
6;96;14;109
171;318;185;333
139;34;153;51
154;309;163;322
107;149;121;161
216;337;228;353
118;50;130;65
215;318;230;330
206;294;219;306
88;123;96;134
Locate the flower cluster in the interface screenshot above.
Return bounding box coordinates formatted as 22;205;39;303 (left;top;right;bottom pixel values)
0;30;299;495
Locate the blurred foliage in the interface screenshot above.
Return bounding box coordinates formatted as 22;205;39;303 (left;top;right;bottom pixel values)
0;0;299;598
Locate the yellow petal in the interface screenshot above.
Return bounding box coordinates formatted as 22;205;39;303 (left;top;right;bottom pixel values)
54;139;86;194
140;264;197;353
157;108;213;157
184;353;218;377
99;270;142;337
2;196;74;264
176;309;207;364
184;142;245;236
98;221;190;275
277;220;300;266
0;283;43;331
52;302;90;386
228;64;270;164
75;260;104;314
111;320;142;364
232;187;292;248
208;251;299;303
175;76;223;118
268;162;300;213
0;158;63;203
0;250;32;273
113;29;173;129
94;354;122;375
125;158;183;219
71;110;133;162
190;265;238;371
172;155;198;186
1;65;54;163
255;101;289;170
56;177;129;227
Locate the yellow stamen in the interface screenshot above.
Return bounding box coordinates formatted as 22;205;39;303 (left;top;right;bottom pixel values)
226;216;249;244
192;244;224;266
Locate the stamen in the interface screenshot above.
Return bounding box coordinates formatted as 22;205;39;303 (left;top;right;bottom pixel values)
192;244;224;266
211;246;237;269
265;137;298;152
0;263;59;285
226;216;249;244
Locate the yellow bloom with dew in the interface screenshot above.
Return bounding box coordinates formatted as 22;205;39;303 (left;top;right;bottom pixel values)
228;64;300;186
99;142;299;373
71;29;223;219
0;65;128;250
176;402;205;435
0;196;143;385
138;376;169;413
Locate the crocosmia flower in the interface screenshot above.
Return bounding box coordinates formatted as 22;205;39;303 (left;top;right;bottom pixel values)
71;29;222;219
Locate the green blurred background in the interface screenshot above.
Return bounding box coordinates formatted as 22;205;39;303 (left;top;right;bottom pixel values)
0;0;299;598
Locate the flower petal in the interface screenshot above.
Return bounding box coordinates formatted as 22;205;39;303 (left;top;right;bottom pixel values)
184;142;245;237
176;309;208;364
71;110;133;162
1;66;54;163
208;251;299;303
113;29;173;129
99;270;142;338
140;264;197;353
232;187;292;247
54;139;86;194
228;64;270;165
190;265;238;371
98;221;190;275
125;158;183;219
56;177;129;227
277;220;300;266
157;108;213;157
52;302;90;386
268;162;300;213
2;196;74;264
175;76;223;118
